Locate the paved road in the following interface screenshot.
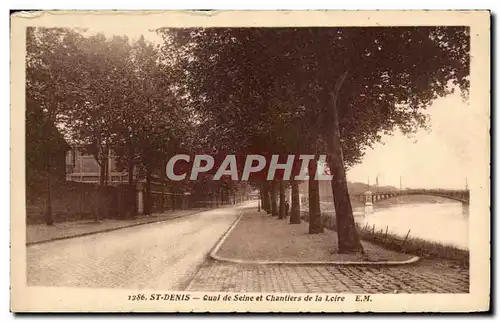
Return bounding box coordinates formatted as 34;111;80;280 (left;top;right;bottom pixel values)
27;204;251;290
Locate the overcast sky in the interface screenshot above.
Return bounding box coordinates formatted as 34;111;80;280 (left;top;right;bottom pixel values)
346;92;471;190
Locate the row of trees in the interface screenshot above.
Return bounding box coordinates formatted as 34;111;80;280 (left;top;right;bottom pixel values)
26;27;249;225
160;27;470;253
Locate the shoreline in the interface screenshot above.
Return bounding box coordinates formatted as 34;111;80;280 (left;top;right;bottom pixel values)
301;211;469;268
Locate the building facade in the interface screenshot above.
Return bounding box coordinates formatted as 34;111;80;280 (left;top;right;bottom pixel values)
65;148;131;184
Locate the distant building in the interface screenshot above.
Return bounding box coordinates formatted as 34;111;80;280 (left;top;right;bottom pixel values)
65;148;130;184
65;147;165;187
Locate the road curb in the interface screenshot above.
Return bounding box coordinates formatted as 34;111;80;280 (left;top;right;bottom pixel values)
26;209;211;246
209;213;244;260
184;211;246;291
209;213;421;266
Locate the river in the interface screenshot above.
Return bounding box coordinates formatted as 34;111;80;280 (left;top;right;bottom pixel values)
351;198;469;250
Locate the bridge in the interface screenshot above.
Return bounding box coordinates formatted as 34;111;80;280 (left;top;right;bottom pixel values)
354;189;470;205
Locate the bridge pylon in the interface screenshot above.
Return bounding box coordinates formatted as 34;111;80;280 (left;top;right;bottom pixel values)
364;190;374;214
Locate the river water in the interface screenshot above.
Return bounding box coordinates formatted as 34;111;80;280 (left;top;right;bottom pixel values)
351;200;469;250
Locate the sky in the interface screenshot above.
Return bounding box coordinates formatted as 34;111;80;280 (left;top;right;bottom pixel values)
82;28;473;190
83;27;162;43
346;92;472;190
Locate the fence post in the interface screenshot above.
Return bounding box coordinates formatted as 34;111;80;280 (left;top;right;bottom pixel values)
402;229;411;249
137;185;144;215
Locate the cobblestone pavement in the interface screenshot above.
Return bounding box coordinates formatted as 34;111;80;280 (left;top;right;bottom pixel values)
186;260;469;293
27;204;252;290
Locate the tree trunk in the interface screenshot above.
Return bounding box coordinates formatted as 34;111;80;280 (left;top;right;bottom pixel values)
171;186;176;211
127;161;134;187
262;182;270;213
95;155;107;222
324;74;364;254
266;183;271;213
44;152;53;226
290;180;301;224
127;153;136;219
144;165;152;215
103;151;109;186
221;186;226;205
326;134;364;253
278;180;285;219
270;181;278;216
308;158;323;234
259;182;265;212
160;159;165;214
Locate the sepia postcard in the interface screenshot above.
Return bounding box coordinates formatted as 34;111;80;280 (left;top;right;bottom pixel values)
10;10;490;313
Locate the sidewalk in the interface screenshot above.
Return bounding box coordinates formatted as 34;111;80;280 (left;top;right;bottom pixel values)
26;208;211;245
213;211;415;263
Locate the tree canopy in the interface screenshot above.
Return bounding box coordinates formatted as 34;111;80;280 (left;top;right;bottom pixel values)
160;26;469;252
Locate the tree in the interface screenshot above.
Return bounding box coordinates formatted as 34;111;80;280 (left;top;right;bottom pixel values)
26;98;70;225
26;27;88;224
26;28;191;220
289;179;301;224
307;158;323;233
117;35;186;216
66;33;141;220
278;180;286;219
310;27;469;253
